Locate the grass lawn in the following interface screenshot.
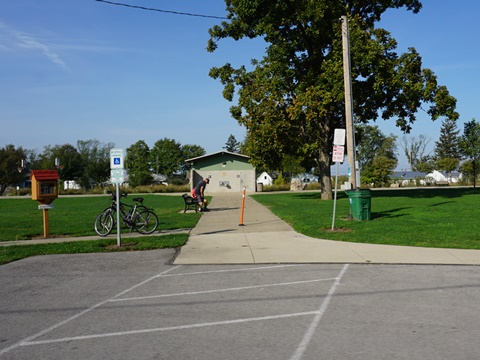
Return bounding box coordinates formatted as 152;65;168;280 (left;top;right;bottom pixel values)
252;187;480;250
0;234;188;266
0;194;200;241
0;194;198;265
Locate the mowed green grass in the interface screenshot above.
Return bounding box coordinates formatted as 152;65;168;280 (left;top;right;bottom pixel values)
0;194;199;265
252;187;480;250
0;194;200;241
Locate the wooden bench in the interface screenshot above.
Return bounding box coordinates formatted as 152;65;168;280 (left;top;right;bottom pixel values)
435;181;449;186
182;194;199;213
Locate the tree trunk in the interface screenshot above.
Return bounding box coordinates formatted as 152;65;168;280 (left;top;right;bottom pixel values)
319;149;333;200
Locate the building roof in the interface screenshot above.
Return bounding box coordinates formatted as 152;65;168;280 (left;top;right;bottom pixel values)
185;150;250;163
30;170;60;181
391;171;427;180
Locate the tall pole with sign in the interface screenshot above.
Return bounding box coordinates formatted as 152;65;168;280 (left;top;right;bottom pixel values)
110;148;125;247
341;15;357;189
332;129;346;230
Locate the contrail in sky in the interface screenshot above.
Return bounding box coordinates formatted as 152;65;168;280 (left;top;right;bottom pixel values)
0;21;69;71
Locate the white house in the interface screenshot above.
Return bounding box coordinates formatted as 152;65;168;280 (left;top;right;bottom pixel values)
256;172;273;186
64;180;81;190
426;170;462;184
426;170;447;183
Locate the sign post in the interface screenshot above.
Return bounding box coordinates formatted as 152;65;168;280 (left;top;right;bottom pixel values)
332;129;346;230
110;148;125;246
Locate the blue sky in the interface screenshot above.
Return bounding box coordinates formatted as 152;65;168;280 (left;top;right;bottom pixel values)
1;0;479;172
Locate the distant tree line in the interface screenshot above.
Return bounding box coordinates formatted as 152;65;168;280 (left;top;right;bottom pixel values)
2;121;480;195
0;138;206;195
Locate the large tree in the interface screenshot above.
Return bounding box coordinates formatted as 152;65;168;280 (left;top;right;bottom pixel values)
76;139;114;188
434;118;460;176
208;0;458;199
126;140;152;187
40;144;83;182
223;134;241;153
181;144;206;174
0;144;27;196
150;138;183;177
356;125;397;186
400;134;431;171
459;119;480;187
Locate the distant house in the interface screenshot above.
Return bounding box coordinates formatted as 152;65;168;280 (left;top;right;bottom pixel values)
64;180;81;190
425;170;447;183
391;171;428;186
426;170;462;184
256;172;273;186
185;151;256;192
390;170;462;186
293;173;319;184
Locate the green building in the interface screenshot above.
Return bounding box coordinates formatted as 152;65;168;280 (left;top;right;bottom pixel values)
185;151;256;193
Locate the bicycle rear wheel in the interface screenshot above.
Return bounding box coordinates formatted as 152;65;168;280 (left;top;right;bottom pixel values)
134;210;158;234
94;210;114;236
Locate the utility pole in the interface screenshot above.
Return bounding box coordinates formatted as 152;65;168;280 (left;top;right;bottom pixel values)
341;15;357;189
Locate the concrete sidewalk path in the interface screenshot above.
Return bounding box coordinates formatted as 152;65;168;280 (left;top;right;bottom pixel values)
174;193;480;265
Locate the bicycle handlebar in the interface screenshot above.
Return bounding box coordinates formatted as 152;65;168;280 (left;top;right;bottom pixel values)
106;190;127;199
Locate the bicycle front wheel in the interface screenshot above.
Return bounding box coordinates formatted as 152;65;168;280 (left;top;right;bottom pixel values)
134;210;158;234
94;210;114;236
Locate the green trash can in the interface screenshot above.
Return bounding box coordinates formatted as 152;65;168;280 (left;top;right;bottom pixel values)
345;189;372;221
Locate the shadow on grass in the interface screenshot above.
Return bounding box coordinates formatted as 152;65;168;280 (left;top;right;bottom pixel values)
373;187;479;199
372;207;413;219
290;187;479;200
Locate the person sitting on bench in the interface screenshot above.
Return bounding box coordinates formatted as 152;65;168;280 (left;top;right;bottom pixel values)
194;178;210;212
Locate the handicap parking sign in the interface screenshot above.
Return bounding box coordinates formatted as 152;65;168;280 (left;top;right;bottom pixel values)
110;149;124;169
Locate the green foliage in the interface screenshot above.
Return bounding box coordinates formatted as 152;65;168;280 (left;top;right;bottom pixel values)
126;140;152;187
76;139;113;188
273;173;289;185
361;156;397;187
208;1;457;200
151;138;183;177
181;144;206;174
0;144;27;196
435;118;461;165
356;125;397;186
223;134;241;153
436;157;459;174
40;144;83;181
459;119;480;187
262;184;290;192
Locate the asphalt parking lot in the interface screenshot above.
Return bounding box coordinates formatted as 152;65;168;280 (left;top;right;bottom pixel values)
1;250;479;360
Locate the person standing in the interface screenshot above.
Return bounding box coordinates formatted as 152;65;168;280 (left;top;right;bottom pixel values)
194;178;210;212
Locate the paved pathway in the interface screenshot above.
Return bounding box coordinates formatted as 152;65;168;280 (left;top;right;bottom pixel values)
174;192;480;265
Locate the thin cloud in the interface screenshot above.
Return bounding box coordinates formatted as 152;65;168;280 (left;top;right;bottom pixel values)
0;21;69;71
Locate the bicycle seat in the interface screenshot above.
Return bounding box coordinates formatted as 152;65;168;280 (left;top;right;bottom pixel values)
133;197;144;203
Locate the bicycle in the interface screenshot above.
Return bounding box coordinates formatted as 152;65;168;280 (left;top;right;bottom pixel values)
94;190;159;236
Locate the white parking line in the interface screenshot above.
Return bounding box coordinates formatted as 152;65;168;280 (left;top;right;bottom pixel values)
290;264;349;360
111;278;339;302
22;311;321;346
0;265;181;357
1;263;346;357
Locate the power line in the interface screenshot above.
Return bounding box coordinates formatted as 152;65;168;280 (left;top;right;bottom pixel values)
95;0;228;20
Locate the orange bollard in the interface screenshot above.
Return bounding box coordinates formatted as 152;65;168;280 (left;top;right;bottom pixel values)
239;187;246;226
